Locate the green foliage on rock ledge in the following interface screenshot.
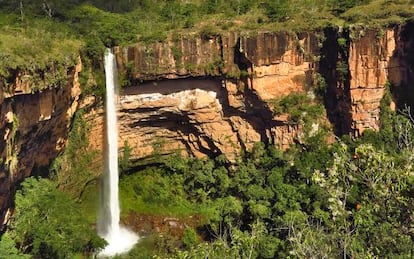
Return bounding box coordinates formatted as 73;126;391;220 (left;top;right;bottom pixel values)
270;93;325;124
0;18;81;93
51;109;99;200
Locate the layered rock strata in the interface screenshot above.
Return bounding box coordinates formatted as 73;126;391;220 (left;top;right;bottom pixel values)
349;29;397;136
1;23;414;227
322;23;414;137
85;32;321;163
105;24;414;164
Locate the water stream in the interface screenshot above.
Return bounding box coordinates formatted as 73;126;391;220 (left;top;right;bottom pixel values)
98;49;138;257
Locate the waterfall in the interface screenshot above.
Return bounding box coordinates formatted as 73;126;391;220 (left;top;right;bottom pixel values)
98;49;138;257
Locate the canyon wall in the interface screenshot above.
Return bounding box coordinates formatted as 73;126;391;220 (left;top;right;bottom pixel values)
85;31;321;164
88;23;412;165
0;60;82;226
1;22;413;226
323;23;414;137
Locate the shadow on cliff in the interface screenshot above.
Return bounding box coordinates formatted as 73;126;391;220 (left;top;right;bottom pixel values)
388;21;414;111
318;27;353;137
122;78;222;96
218;38;281;145
0;78;76;226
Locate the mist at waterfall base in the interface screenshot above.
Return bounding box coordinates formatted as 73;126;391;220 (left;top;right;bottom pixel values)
97;49;139;257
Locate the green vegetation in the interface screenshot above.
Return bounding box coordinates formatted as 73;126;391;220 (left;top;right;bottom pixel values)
269;93;325;124
310;143;414;257
6;177;105;258
3;86;414;258
2;0;414;258
119;166;203;217
111;109;414;258
0;0;413;91
0;0;412;96
0;233;30;259
2;116;102;259
109;87;414;257
51;109;98;200
174;221;268;259
0;20;81;92
269;92;330;148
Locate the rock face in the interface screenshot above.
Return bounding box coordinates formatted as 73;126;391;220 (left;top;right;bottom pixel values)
1;23;414;227
236;32;319;100
322;23;414;137
87;79;263;163
119;81;243;161
348;29;394;135
347;28;406;136
106;24;414;163
0;60;82;226
116;32;320;101
85;32;321;163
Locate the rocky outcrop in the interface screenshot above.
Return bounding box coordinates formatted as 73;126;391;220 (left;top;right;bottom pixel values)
119;83;242;160
106;24;414;163
116;36;222;80
322;23;414;137
87;79;263;163
116;32;320;101
348;29;396;136
0;59;82;226
236;32;319;100
83;32;322;163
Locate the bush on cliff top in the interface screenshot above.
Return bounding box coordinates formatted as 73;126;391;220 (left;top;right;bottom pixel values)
0;17;81;92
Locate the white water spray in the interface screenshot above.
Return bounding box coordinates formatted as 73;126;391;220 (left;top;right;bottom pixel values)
98;49;138;257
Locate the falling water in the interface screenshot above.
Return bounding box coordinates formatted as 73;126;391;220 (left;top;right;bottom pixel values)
98;49;138;257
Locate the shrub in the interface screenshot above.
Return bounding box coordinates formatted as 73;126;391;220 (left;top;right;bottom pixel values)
0;233;30;259
182;228;198;249
263;0;291;22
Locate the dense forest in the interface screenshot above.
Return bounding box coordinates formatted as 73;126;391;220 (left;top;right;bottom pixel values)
1;0;414;258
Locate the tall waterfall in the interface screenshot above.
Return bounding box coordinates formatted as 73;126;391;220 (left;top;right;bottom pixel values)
98;49;138;257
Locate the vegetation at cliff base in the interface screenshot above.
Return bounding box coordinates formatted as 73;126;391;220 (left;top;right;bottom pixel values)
112;85;414;257
4;117;414;258
2;0;414;258
113;116;414;258
6;177;106;258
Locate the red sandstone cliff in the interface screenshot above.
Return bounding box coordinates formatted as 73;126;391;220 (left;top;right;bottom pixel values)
84;31;321;165
1;22;414;227
84;24;414;167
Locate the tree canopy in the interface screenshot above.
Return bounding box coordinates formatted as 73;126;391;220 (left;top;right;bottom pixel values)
7;177;106;258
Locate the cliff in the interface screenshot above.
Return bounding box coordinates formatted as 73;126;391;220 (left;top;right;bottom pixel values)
85;23;414;165
322;24;414;137
0;60;82;226
84;31;320;164
1;22;413;226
